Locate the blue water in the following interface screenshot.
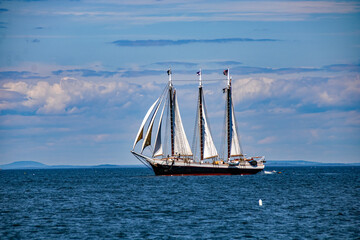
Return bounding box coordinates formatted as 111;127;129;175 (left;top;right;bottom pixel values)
1;167;359;239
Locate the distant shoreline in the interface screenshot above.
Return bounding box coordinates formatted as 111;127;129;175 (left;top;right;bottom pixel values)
0;160;359;170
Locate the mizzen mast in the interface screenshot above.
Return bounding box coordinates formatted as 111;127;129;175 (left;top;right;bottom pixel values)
198;70;204;161
224;68;232;160
224;68;243;161
168;68;175;156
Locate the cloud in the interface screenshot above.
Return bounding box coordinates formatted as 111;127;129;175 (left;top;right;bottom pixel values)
258;136;277;144
231;72;360;112
120;69;164;78
146;60;242;71
229;64;360;75
150;61;198;68
46;64;348;80
213;61;243;66
49;1;360;23
232;77;274;103
112;38;278;47
0;8;8;13
308;76;360;107
323;64;360;72
231;66;321;75
2;62;359;115
0;71;49;81
52;69;118;78
1;77;134;114
0;71;32;79
190;1;360;15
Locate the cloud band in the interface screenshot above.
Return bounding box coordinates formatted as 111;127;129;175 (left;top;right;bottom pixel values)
112;37;277;47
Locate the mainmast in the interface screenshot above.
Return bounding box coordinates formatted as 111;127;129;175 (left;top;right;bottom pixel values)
198;70;204;161
196;69;218;161
168;68;175;156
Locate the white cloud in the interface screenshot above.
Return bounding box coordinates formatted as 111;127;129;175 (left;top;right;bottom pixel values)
230;73;360;110
232;77;274;102
319;91;336;104
2;77;133;114
48;1;360;23
215;1;360;14
300;75;360;107
258;136;277;144
4;69;356;115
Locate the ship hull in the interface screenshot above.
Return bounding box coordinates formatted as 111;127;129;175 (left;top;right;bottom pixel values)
131;151;264;176
151;163;263;176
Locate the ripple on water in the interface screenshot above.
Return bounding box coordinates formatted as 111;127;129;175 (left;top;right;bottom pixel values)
0;167;359;239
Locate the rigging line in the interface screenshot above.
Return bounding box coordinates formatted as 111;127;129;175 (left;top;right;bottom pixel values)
142;84;168;152
133;154;152;170
220;96;227;161
171;79;228;82
202;93;218;160
158;84;169;99
163;91;170;158
231;102;243;155
191;94;200;162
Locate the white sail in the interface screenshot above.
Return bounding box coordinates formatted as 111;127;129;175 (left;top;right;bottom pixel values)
201;105;218;159
230;104;242;157
173;93;193;156
132;98;159;150
141;98;162;153
153;102;165;157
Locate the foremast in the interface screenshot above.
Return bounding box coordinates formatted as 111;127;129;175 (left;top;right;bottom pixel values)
133;68;192;162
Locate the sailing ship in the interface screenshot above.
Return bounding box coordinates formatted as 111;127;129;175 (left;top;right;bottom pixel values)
131;69;265;175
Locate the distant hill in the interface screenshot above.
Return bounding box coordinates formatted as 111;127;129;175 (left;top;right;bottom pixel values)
0;161;48;169
0;161;144;170
265;160;355;167
0;160;358;170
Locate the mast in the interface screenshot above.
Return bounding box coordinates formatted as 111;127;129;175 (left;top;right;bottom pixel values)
198;70;204;161
196;69;218;161
168;68;175;156
225;68;232;160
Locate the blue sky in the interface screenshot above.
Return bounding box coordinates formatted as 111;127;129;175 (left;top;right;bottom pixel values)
0;0;359;165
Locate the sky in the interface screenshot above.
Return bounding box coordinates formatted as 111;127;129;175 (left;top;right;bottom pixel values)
0;0;359;165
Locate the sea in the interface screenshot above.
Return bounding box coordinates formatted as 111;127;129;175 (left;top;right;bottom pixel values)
1;166;359;239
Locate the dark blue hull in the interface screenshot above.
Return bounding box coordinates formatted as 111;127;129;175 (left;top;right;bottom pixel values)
151;163;263;176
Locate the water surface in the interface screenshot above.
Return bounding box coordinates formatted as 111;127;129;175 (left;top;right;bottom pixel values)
1;167;359;239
